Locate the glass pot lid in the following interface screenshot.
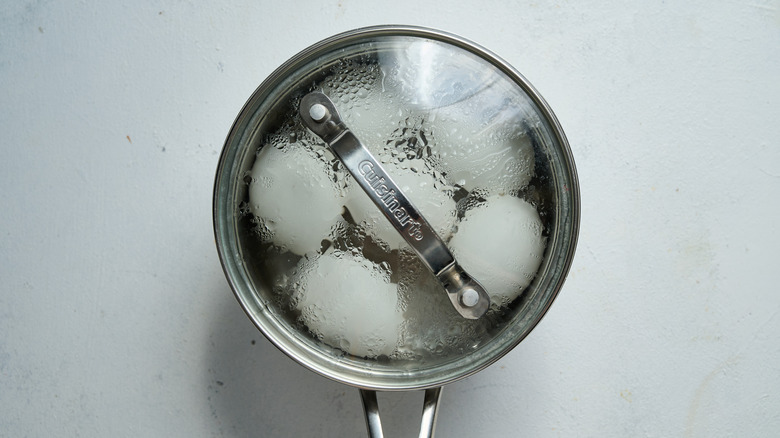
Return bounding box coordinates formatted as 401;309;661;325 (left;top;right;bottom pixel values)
213;26;579;390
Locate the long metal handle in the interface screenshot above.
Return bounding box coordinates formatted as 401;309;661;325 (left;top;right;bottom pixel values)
300;92;490;319
359;388;443;438
360;389;385;438
418;387;443;438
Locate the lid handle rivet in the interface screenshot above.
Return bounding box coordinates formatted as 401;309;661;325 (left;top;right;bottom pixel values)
460;288;480;308
309;103;330;123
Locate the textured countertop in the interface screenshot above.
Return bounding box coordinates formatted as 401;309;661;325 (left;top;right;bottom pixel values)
2;1;778;436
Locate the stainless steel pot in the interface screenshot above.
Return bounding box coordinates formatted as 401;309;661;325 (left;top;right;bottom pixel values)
213;25;579;437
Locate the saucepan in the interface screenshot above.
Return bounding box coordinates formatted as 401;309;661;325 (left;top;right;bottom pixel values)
213;25;579;437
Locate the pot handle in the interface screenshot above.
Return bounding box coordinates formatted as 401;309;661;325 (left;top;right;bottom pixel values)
359;387;443;438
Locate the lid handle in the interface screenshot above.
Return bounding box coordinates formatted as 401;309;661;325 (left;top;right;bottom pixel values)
300;92;490;319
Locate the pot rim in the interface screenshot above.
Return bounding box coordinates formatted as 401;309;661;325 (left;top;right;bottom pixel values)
213;24;580;391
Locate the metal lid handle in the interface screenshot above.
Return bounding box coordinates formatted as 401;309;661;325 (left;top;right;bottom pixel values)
300;92;490;319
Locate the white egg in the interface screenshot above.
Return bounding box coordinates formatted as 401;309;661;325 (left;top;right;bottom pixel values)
436;129;534;195
292;251;403;358
341;93;403;157
318;61;401;157
248;144;344;256
432;102;535;195
375;40;535;195
377;40;496;110
345;159;457;250
449;195;546;307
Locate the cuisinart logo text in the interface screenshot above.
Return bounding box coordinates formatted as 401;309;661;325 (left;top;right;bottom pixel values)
358;160;424;241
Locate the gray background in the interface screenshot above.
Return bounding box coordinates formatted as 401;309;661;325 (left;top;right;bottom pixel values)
2;1;778;436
